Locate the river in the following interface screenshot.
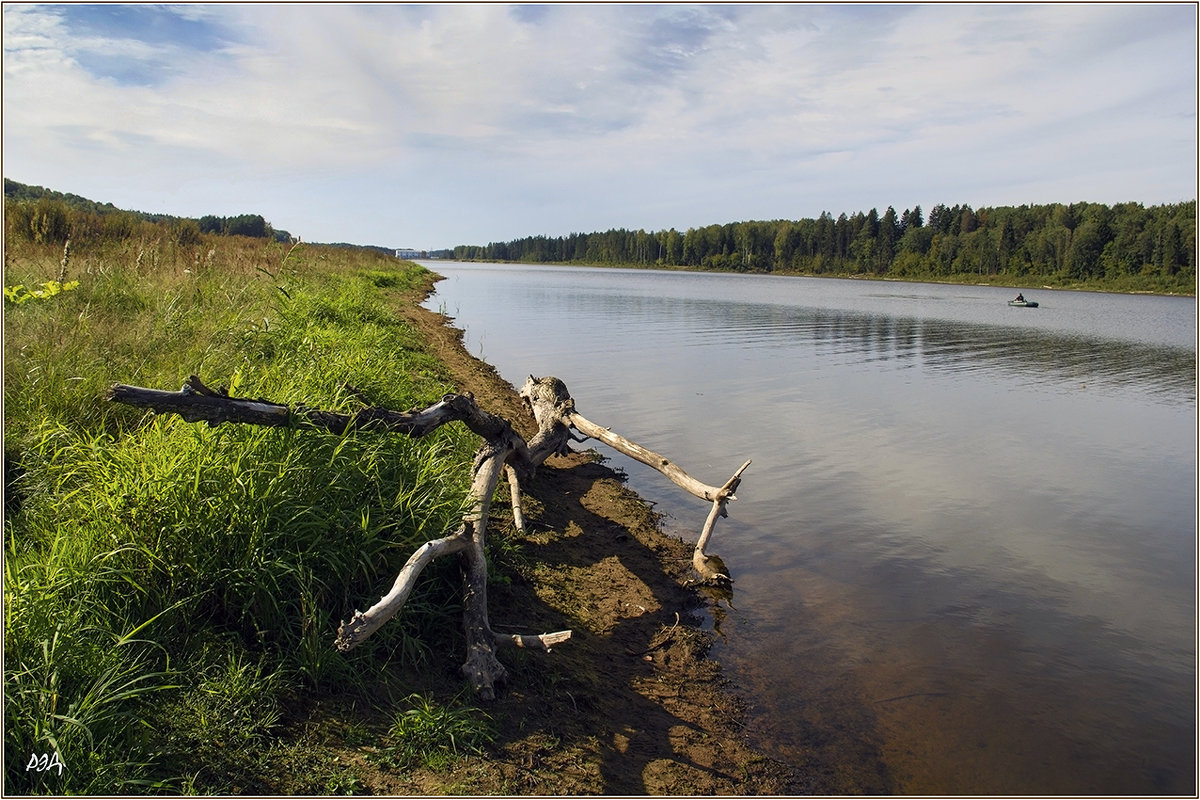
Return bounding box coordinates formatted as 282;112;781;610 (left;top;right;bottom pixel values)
419;262;1196;795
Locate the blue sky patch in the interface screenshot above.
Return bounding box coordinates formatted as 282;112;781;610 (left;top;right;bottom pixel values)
55;4;237;86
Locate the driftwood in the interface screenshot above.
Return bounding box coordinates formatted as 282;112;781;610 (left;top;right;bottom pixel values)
107;374;749;699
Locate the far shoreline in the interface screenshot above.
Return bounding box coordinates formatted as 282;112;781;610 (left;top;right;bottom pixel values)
428;257;1196;297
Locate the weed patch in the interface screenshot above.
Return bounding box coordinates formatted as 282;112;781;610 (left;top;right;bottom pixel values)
373;693;496;772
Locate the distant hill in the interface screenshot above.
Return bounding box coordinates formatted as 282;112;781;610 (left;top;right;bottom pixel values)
3;178;294;243
5;179;129;216
312;242;397;256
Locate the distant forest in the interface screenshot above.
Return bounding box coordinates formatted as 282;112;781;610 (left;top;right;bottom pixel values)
3;179;294;245
453;201;1196;293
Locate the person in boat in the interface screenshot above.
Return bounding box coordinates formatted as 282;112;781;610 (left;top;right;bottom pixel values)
1015;293;1025;302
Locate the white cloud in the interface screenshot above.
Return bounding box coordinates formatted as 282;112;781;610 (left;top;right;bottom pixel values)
2;3;1194;246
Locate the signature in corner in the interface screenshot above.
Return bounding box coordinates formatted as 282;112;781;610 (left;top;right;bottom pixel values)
26;752;65;776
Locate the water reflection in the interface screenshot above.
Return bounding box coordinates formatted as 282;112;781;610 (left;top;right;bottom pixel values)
422;264;1196;795
581;294;1195;405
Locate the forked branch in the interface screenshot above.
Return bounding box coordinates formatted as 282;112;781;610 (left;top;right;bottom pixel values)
552;380;750;583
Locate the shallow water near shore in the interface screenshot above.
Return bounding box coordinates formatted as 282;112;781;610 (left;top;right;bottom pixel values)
421;262;1196;794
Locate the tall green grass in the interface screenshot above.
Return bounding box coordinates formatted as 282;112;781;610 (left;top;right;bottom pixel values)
5;232;481;792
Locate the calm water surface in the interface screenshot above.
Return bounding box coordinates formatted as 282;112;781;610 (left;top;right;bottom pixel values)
421;263;1196;794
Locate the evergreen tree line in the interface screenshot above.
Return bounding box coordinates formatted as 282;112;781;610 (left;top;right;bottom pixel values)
3;179;292;247
452;200;1196;291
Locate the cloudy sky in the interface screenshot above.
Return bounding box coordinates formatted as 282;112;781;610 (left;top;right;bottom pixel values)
3;3;1195;250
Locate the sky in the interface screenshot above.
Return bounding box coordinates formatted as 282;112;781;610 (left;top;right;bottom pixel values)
3;3;1196;250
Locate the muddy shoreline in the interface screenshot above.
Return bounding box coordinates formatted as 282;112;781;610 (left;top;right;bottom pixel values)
347;277;807;794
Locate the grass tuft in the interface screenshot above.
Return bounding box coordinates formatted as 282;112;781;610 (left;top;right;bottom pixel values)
375;692;497;772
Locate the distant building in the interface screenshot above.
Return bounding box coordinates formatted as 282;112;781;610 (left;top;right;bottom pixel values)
395;248;425;259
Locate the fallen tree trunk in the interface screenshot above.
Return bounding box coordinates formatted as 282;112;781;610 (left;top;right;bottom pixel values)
107;373;749;699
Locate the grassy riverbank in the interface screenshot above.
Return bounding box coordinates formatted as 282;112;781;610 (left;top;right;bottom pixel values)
4;235;484;792
5;233;797;793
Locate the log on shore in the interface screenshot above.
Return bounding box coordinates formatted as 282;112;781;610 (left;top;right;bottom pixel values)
107;374;750;698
